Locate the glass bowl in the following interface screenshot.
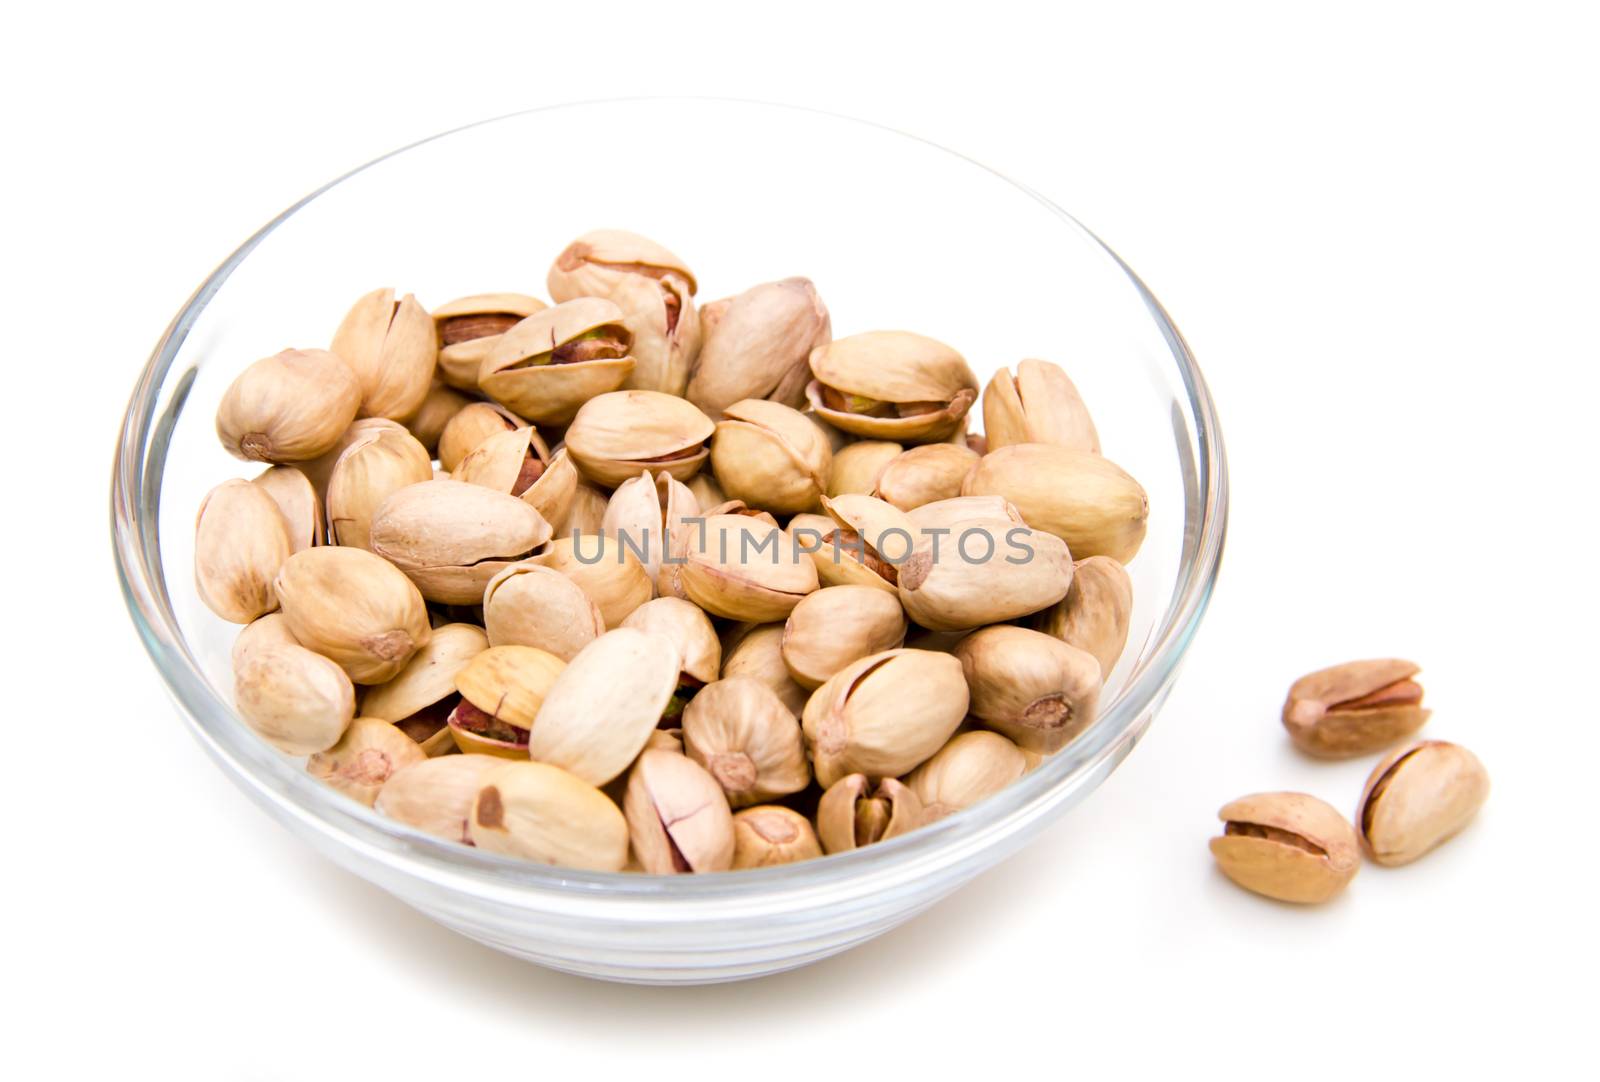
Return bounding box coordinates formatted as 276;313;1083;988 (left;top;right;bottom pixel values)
112;99;1226;985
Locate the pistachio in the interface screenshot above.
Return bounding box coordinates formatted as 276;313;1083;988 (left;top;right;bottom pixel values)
802;649;969;787
451;424;556;510
432;292;547;392
873;443;981;512
781;585;907;690
479;297;637;425
963;444;1148;563
564;389;715;487
955;626;1101;754
298;418;409;497
1033;555;1133;681
231;612;300;671
1282;659;1430;759
527;628;680;785
710;399;833;515
325;423;433;550
216;348;361;463
623;748;735;873
601;470;699;588
687;278;831;414
982;359;1100;453
369;479;552;605
816;774;924;854
806;330;978;443
563;481;611;539
1357;741;1489;866
404;381;474;454
1210;792;1361;904
450;644;566;758
469;760;629;870
359;622;488;756
273;546;431;683
483;563;605;661
233;642;355;755
531;535;652;628
904;730;1027;820
436;401;525;473
620;597;721;685
251;466;324;552
686;472;726;510
306;716;426;806
195;479;293;623
668;514;819;621
826;440;902;497
720;623;811;716
376;754;504;843
682;676;810;806
793;494;915;595
547;229;701;396
521;449;579;535
646;728;685;754
732;806;823;868
329;288;436;421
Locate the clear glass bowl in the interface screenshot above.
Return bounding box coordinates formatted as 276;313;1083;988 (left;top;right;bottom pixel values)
112;99;1226;985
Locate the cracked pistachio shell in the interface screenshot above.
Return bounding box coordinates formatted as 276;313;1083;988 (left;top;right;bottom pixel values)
469;760;628;870
874;443;981;512
1357;741;1489;866
531;535;652;628
216;348;361;463
483;563;604;661
479;297;636;425
452;424;554;500
793;494;915;594
273;546;431;684
376;754;504;843
720;624;810;716
369;480;552;605
816;774;924;854
682;676;810;806
455;644;566;730
983;359;1100;453
523;449;579;535
669;514;819;621
329;288;436;421
687;277;831;414
806;330;978;443
234;642;355;755
826;440;902;497
603;470;699;588
251;466;323;552
732;806;823;869
955;626;1100;754
436;401;526;473
906;730;1028;820
1211;792;1361;903
781;585;907;690
232;612;300;671
710;399;833;515
404;381;474;454
624;748;735;874
897;503;1074;632
1033;555;1133;682
359;621;487;733
433;293;548;391
306;716;426;806
620;597;721;684
325;424;433;551
195;479;293;623
1283;659;1430;759
298;418;408;498
564;390;714;487
963;443;1149;564
802;649;969;788
528;628;680;785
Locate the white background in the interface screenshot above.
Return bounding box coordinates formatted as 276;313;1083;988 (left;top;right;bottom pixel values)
6;2;1596;1077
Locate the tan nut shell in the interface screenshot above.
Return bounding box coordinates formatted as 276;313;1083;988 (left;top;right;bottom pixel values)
298;418;408;497
360;622;489;723
548;229;698;295
963;444;1149;564
231;612;300;671
802;649;969;788
1283;659;1431;759
564;390;715;488
1211;792;1361;903
897;500;1074;632
797;494;915;594
816;775;924;854
234;642;355;755
781;585;907;690
602;470;699;589
826;441;902;497
682;676;810;806
405;381;474;454
306;716;426;806
686;472;726;510
330;288;436;421
452;425;555;505
620;597;721;684
874;443;981;512
251;466;323;552
436;401;525;473
1034;555;1134;681
671;514;820;621
369;480;552;605
273;546;431;684
720;624;810;716
479;297;636;425
687;277;830;414
624;749;735;873
531;535;652;628
906;730;1028;820
1357;741;1489;866
469;761;628;870
376;754;504;843
710;399;833;515
806;330;979;442
433;292;548;392
216;349;361;463
454;645;566;728
325;423;433;550
955;626;1101;754
482;563;604;661
983;359;1100;453
563;481;610;539
195;479;292;624
732;806;823;869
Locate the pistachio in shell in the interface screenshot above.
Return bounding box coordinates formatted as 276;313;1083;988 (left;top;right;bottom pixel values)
791;494;914;595
451;424;556;507
368;479;552;605
325;423;433;551
450;644;566;758
710;398;833;515
873;442;981;512
826;440;902;497
955;626;1101;754
1357;741;1489;866
623;748;735;874
273;546;431;684
669;514;819;622
195;479;293;624
687;277;831;415
620;596;721;686
231;612;300;672
802;648;969;788
404;380;474;454
251;466;324;552
1211;792;1361;903
720;623;810;717
781;585;907;690
963;443;1149;564
531;534;652;628
433;292;547;392
329;287;436;421
602;469;699;589
1033;555;1133;682
816;774;924;854
563;480;611;540
306;716;426;806
1282;659;1430;759
682;676;810;806
482;563;605;661
469;760;629;870
732;806;823;869
216;348;361;463
806;330;978;443
436;401;525;473
359;622;488;756
686;472;726;510
234;641;355;756
376;754;504;843
982;358;1100;453
563;389;715;488
905;730;1028;820
479;297;637;426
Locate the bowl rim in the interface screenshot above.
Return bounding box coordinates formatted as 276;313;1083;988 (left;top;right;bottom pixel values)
110;97;1227;913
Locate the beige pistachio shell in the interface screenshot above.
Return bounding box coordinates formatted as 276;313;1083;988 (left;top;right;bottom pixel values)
482;563;605;661
251;466;323;552
231;612;300;672
687;277;830;414
905;730;1027;820
732;806;823;869
955;626;1101;754
710;398;833;515
671;514;820;621
624;748;735;873
527;628;680;785
433;292;548;392
1357;741;1489;866
620;597;721;684
781;585;906;690
720;624;810;716
564;390;715;487
1034;555;1134;681
469;760;629;870
360;622;488;724
403;383;469;455
548;229;698;295
1283;659;1430;759
306;716;426;806
645;728;684;754
826;441;902;497
298;418;409;497
329;288;436;421
897;510;1074;632
454;645;566;729
806;330;978;442
532;535;652;628
563;481;611;540
682;676;810;806
478;297;636;425
686;472;726;509
1211;792;1362;903
905;494;1018;535
452;425;554;504
325;423;433;550
802;649;969;787
983;359;1100;453
816;774;924;854
216;348;361;463
793;494;915;594
523;449;578;534
602;470;699;588
273;546;431;684
233;642;355;755
436;401;525;473
195;479;293;624
369;480;552;605
963;443;1149;563
376;754;504;843
874;443;981;512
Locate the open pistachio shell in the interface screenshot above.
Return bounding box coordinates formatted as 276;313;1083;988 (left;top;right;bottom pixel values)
273;546;431;684
522;449;579;535
955;626;1101;754
234;642;355;756
564;390;715;487
796;494;916;595
710;398;833;515
906;730;1028;820
816;774;924;854
602;470;699;589
436;401;526;473
963;443;1149;564
369;480;552;605
482;563;605;661
806;330;978;443
720;623;810;717
687;277;830;415
329;288;437;422
620;596;721;684
455;645;566;728
802;649;969;788
873;443;981;512
781;585;907;690
1357;741;1489;866
732;806;823;869
195;479;293;624
531;535;652;628
671;514;819;621
1211;792;1361;903
359;622;488;755
452;425;555;508
682;676;810;806
897;500;1074;632
376;754;504;843
325;423;433;550
216;348;361;463
251;466;324;552
469;760;629;870
624;749;735;873
306;716;427;807
982;359;1100;453
433;292;548;392
479;297;636;425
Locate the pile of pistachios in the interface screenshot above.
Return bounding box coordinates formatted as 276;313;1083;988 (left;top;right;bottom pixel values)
196;229;1152;873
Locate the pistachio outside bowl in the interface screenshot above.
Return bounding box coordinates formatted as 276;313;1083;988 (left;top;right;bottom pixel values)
112;99;1226;985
